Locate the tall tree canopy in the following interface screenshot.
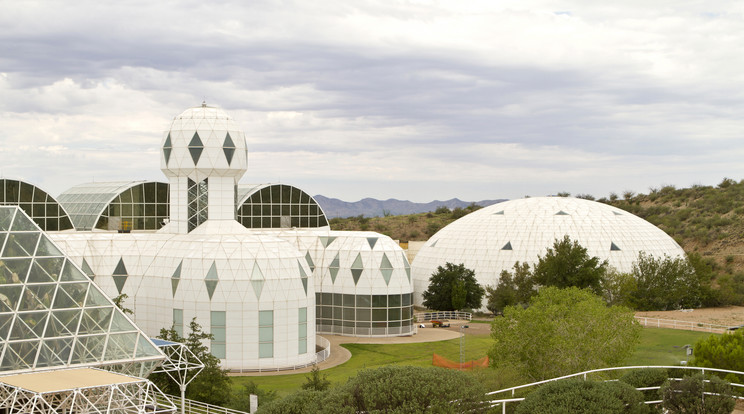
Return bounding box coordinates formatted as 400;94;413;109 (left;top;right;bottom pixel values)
532;235;608;293
422;262;484;311
489;287;641;381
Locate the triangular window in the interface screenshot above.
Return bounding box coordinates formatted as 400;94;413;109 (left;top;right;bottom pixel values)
401;252;411;282
555;211;569;216
251;262;265;300
305;252;315;272
319;236;337;248
367;237;378;249
501;241;513;251
493;210;504;215
610;242;621;251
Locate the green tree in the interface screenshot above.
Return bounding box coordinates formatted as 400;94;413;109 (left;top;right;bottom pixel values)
422;263;484;311
112;293;134;316
151;319;231;406
486;262;534;314
692;330;744;383
600;270;637;307
489;287;641;381
302;364;331;391
631;252;701;310
533;236;608;293
660;374;735;414
515;379;648;414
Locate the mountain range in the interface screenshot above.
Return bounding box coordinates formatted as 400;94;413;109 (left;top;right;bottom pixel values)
313;195;507;218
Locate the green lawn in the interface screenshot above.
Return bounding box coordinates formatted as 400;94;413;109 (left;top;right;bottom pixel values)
231;327;718;397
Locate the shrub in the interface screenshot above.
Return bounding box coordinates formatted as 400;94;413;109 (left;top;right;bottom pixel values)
620;368;669;404
660;374;735;414
434;206;451;214
516;379;648;414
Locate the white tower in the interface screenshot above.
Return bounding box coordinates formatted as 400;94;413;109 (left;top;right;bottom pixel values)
159;103;248;233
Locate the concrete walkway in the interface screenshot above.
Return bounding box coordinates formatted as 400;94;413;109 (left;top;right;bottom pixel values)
232;322;465;377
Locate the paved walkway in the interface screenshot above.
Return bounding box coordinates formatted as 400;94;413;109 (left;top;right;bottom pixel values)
231;322;466;377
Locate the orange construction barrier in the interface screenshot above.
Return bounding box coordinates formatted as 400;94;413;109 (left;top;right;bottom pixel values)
432;353;489;371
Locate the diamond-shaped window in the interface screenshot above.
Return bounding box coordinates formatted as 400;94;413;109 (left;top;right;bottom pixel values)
205;262;218;300
171;261;182;297
329;253;340;284
188;132;204;165
401;252;411;282
112;258;128;294
163;133;173;165
223;133;236;165
250;262;264;300
380;253;393;286
351;253;364;285
305;252;315;273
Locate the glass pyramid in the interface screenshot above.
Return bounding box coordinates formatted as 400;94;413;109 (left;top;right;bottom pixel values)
0;206;164;374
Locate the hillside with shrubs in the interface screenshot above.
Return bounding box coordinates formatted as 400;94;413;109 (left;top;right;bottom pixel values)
329;177;744;307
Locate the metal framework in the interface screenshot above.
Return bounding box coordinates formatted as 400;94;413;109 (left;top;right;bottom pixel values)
151;339;204;414
0;368;176;413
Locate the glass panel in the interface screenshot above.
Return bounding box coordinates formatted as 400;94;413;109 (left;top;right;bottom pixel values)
105;332;137;360
61;260;88;282
356;308;371;321
212;326;226;342
28;258;63;283
72;334;106;364
356;295;371;307
259;343;273;358
299;307;307;322
110;312;136;332
389;294;401;307
372;309;387;321
2;233;40;257
372;295;387;308
0;259;31;284
299;324;307;338
343;307;354;320
79;307;113;335
211;311;226;326
35;237;62;257
259;310;273;326
298;338;307;354
211;343;226;359
10;211;37;231
343;294;355;307
258;326;272;342
388;308;401;321
0;285;23;312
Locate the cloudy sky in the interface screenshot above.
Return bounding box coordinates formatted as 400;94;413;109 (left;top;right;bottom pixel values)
2;1;743;203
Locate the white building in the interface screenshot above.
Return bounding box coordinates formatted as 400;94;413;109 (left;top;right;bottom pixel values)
411;197;686;310
2;103;414;371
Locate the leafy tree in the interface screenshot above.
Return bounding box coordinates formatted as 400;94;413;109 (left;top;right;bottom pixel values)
112;293;134;316
302;364;331;391
489;287;641;381
692;330;744;383
151;319;231;406
660;374;735;414
631;253;701;310
533;236;608;293
515;379;648;414
600;270;637;307
422;263;484;311
486;262;534;314
260;365;489;414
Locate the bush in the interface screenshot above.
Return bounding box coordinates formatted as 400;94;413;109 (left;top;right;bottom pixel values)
434;206;451;214
692;330;744;383
516;379;648;414
620;368;668;404
660;373;735;414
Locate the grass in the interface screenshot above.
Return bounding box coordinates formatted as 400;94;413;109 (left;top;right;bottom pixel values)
230;327;717;397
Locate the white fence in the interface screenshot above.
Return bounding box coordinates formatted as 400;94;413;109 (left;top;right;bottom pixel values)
485;365;744;413
634;316;733;333
414;311;472;322
156;394;248;414
229;335;331;373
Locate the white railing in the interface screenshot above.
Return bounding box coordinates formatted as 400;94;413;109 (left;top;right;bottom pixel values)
485;365;744;413
634;316;733;333
157;394;248;414
414;311;472;322
229;335;331;373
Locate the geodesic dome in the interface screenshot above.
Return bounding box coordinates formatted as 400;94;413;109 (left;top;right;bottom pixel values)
411;197;686;309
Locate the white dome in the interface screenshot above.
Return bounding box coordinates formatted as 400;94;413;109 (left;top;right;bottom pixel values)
160;103;248;180
411;197;686;308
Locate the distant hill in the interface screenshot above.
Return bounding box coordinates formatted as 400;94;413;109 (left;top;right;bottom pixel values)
313;195;507;218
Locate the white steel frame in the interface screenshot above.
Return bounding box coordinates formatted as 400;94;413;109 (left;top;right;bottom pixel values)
0;368;176;413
